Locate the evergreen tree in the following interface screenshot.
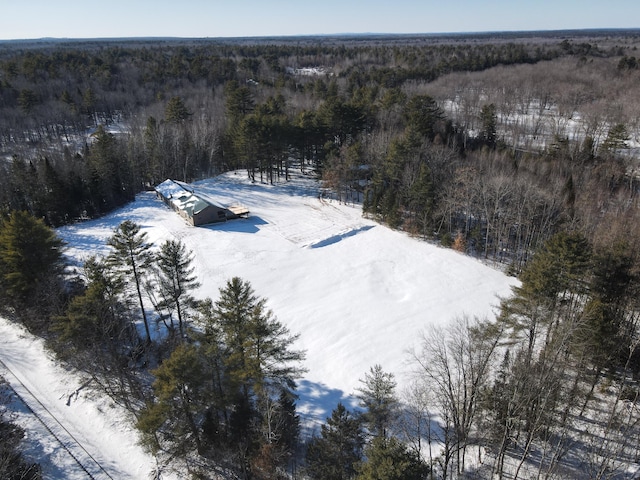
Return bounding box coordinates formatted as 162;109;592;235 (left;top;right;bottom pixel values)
275;389;301;457
0;210;65;327
483;349;517;477
403;94;444;140
143;115;164;186
155;239;200;339
164;96;191;123
577;242;635;371
137;343;208;455
356;436;429;480
601;123;630;156
213;277;306;402
18;88;38;114
364;134;409;226
107;220;154;343
52;256;144;411
305;403;365;480
356;365;398;439
7;158;41;219
81;87;96;119
318;97;365;148
54;256;130;348
225;80;255;122
86;125;127;213
407;160;435;236
39;157;73;226
293;110;327;173
500;231;591;358
198;278;305;472
195;298;230;443
480;103;497;147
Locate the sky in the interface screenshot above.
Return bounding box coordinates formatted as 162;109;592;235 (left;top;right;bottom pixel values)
0;0;639;40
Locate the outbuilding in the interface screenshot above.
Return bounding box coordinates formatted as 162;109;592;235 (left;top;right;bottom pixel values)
155;179;249;226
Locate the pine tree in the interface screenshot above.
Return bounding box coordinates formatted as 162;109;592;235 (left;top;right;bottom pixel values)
107;220;154;343
576;242;635;372
0;210;65;326
500;231;591;359
195;298;230;441
601;123;630;156
54;256;129;348
356;436;429;480
225;80;254;123
403;94;444;140
305;403;365;480
480;103;497;147
52;256;144;411
213;277;306;401
275;389;300;457
86;125;133;213
407;161;435;236
164;96;191;123
356;365;398;439
155;239;200;339
39;157;72;226
137;343;207;455
202;278;306;470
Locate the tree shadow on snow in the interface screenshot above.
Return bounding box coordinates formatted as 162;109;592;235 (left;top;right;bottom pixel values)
307;225;374;249
295;379;359;436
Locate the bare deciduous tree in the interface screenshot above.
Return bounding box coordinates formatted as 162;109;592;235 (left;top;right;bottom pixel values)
410;315;502;477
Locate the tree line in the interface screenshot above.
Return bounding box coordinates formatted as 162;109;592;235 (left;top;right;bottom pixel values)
1;33;639;271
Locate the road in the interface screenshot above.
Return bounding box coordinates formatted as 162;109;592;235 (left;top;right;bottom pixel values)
0;316;160;479
0;358;114;479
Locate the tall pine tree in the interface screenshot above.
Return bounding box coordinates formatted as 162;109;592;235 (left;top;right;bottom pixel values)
107;220;154;343
155;239;200;339
356;365;398;439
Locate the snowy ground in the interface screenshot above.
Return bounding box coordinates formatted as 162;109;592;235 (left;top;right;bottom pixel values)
0;319;159;479
0;171;518;477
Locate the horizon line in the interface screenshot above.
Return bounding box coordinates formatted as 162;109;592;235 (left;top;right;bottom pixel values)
1;27;639;43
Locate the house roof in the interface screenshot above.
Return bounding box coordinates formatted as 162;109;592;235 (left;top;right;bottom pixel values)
155;179;193;198
155;179;218;216
155;179;249;220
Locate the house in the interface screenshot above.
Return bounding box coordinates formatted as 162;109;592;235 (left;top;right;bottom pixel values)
154;179;249;226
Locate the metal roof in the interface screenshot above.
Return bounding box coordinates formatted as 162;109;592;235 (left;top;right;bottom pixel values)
155;179;218;217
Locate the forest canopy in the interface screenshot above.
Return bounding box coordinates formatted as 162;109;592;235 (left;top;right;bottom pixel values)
1;31;639;263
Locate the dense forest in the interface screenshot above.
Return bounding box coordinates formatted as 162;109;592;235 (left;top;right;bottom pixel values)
2;30;640;478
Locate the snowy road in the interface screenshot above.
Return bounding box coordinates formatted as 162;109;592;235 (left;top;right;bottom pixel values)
0;358;113;479
0;317;163;479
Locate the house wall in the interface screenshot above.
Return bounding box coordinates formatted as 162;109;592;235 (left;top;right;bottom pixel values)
193;206;227;226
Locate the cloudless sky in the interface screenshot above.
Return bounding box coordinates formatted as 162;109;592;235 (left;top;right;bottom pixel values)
1;0;638;40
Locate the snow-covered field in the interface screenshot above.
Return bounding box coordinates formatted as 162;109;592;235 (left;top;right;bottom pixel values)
0;171;518;478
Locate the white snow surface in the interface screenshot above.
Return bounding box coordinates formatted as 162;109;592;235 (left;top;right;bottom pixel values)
1;171;518;477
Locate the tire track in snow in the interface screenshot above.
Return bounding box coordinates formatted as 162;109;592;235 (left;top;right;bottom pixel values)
0;358;114;480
